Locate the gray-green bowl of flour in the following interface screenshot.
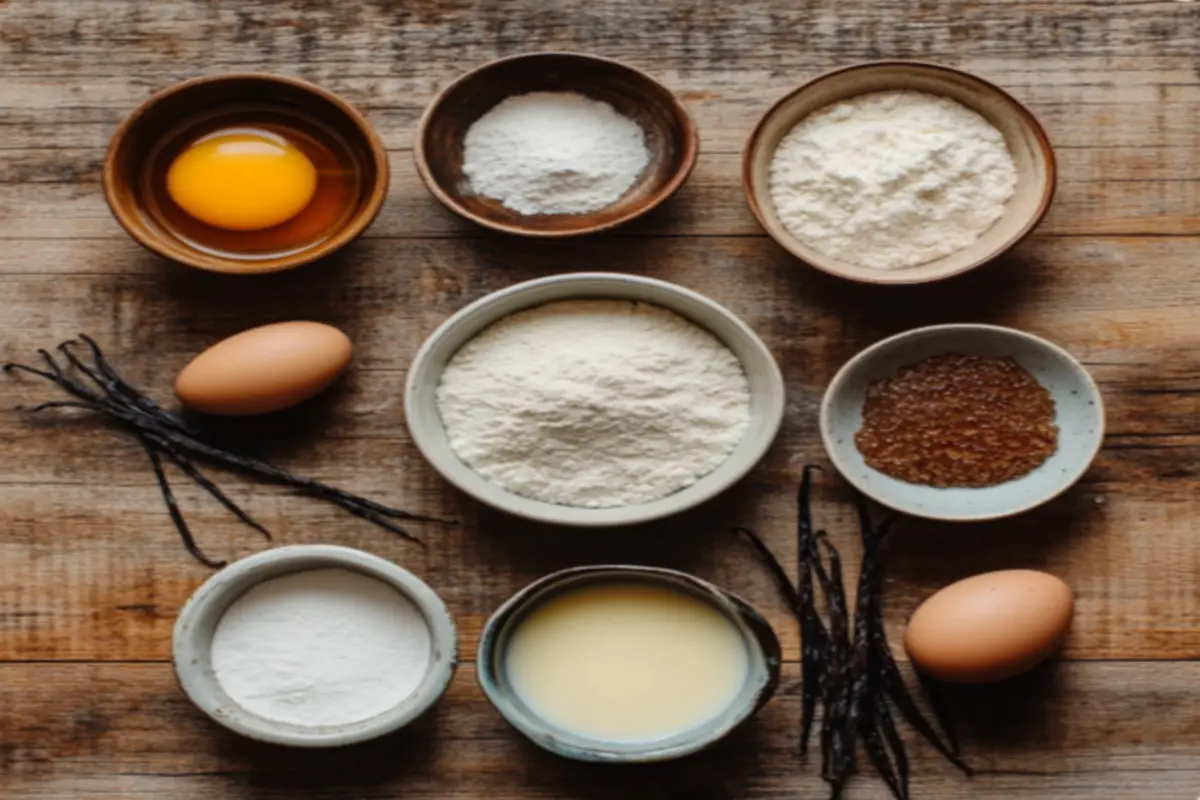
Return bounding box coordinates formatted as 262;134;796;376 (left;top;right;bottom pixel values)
404;272;786;527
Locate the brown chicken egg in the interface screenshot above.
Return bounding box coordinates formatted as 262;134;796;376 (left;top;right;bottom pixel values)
903;569;1074;684
175;321;352;415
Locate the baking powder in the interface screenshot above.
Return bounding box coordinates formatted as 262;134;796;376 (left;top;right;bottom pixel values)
435;300;751;508
462;91;650;216
768;90;1018;270
210;569;431;727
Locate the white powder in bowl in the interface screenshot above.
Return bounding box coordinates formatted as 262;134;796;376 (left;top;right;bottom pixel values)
210;569;432;727
461;91;650;216
768;89;1018;270
435;299;751;508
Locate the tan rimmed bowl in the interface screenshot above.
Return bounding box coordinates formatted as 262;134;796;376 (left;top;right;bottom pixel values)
743;61;1056;285
104;73;389;274
415;52;699;237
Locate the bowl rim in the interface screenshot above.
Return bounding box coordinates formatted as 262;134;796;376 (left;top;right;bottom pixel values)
474;564;781;763
741;59;1058;285
413;51;700;238
819;322;1106;521
403;271;786;526
171;544;458;747
102;71;390;275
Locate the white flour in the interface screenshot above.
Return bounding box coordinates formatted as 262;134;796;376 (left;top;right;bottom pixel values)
462;91;650;216
435;300;751;508
210;569;432;727
768;90;1018;270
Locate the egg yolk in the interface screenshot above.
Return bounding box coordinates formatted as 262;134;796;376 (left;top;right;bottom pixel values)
166;130;318;231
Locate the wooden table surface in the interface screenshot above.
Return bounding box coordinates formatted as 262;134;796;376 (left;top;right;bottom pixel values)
2;1;1199;798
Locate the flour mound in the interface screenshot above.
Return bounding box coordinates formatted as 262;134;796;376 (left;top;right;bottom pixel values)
462;92;650;216
768;90;1018;271
435;300;751;508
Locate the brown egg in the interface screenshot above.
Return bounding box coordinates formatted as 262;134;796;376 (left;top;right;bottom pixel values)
175;321;352;415
903;569;1074;684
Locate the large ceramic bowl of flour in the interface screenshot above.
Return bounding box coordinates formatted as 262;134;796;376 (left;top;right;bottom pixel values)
404;273;786;527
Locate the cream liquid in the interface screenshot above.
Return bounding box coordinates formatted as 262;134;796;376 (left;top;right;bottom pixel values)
503;582;750;742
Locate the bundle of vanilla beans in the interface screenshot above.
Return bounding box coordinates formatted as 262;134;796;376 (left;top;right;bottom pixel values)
5;336;446;568
738;467;970;799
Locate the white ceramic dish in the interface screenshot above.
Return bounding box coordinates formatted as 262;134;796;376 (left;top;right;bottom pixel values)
820;324;1104;521
172;545;457;747
404;272;786;527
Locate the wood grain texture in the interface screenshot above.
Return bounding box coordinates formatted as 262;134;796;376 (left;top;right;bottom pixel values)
2;0;1199;797
2;662;1200;799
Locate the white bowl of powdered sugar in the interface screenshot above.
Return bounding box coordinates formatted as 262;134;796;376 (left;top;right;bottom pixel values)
404;273;786;527
173;545;457;747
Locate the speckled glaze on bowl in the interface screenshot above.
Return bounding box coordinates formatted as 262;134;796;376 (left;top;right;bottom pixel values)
476;565;781;763
404;272;786;527
172;545;457;747
743;61;1056;285
820;324;1105;521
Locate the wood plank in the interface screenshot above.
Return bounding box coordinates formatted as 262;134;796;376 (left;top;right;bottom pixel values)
4;0;1200;796
1;472;1197;661
2;149;1199;239
3;0;1199;77
0;662;1197;799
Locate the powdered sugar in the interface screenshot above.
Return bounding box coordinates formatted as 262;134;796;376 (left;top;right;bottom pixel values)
210;569;432;727
462;91;650;216
768;90;1018;270
435;300;751;508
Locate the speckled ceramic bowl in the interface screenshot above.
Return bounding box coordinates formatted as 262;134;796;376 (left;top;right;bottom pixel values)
820;324;1105;521
404;272;786;527
172;545;458;747
476;565;781;763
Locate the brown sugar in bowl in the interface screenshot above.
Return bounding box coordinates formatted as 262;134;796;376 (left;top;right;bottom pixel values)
103;73;389;274
414;52;699;237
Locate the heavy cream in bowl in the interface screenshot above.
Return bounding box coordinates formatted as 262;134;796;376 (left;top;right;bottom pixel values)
476;566;781;762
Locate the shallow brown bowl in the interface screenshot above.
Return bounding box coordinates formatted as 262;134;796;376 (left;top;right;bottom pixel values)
103;73;388;274
743;61;1056;285
415;52;699;237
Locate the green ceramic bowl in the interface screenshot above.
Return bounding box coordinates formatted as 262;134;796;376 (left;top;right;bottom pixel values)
476;565;781;763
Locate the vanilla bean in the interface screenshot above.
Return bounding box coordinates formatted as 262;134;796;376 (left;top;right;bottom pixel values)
140;438;225;568
796;465;823;756
6;338;452;568
815;534;855;793
735;526;802;613
152;439;271;541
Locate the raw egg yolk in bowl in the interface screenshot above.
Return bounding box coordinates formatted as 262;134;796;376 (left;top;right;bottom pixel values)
167;129;318;231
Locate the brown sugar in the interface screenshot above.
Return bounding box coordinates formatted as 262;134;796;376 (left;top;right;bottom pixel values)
854;353;1058;488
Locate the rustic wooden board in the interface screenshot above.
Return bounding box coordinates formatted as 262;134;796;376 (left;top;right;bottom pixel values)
2;0;1199;797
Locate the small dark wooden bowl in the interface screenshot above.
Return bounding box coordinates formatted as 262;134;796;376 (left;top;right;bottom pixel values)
103;73;389;274
415;52;699;237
